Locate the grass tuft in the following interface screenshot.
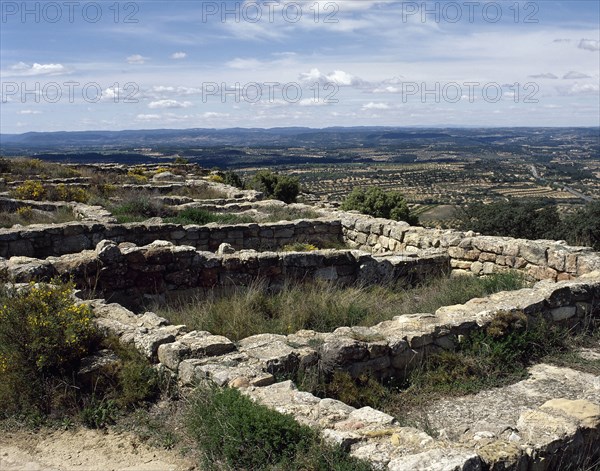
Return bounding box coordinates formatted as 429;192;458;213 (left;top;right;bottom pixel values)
154;272;528;341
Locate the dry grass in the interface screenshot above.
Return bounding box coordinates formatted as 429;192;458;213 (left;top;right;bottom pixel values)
0;207;77;228
153;273;528;341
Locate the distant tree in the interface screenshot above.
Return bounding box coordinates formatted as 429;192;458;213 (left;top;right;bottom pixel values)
560;201;600;250
174;156;189;165
341;187;417;224
458;201;562;240
223;170;245;189
251;170;300;204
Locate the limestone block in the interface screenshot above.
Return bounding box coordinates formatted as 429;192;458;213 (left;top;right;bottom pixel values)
520;243;547;266
388;449;483;471
157;341;191;371
179;330;236;357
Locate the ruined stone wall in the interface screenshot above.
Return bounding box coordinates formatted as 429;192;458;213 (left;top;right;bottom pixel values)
340;212;600;281
82;269;600;470
3;207;600;281
4;240;448;310
0;219;342;258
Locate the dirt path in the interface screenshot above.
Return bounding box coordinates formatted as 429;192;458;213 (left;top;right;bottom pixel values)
0;428;196;471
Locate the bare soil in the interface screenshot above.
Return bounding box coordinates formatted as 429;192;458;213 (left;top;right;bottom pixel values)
0;428;196;471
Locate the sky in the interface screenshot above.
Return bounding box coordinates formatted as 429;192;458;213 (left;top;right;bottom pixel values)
1;0;599;133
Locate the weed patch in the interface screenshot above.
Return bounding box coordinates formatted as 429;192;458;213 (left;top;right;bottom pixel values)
187;384;372;470
164;208;253;225
155;273;528;341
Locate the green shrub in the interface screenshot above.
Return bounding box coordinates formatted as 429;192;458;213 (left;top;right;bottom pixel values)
251;170;300;204
187;385;372;470
457;200;561;240
10;180;90;203
80;398;118;429
341;187;417;224
223;170;245;189
164;208;253;226
325;372;388;409
11;180;46;200
561;201;600;250
110;340;160;409
110;194;166;223
402;310;567;400
0;281;98;416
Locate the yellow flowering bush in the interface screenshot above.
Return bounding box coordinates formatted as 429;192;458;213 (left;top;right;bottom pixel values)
11;181;90;203
54;184;90;203
208;174;225;183
12;180;46;200
0;282;97;377
15;206;33;220
126;168;149;183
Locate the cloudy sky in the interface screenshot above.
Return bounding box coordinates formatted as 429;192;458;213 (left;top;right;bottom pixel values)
1;0;599;133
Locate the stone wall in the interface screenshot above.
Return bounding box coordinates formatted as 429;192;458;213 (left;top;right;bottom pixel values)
340;211;600;281
0;219;342;259
80;270;600;470
3;240;449;309
3;206;600;282
0;196;116;224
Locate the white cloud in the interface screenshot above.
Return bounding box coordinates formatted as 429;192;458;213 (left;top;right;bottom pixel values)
148;99;193;109
18;110;42;115
557;83;600;96
298;98;328;107
529;73;558;79
10;62;67;76
136;114;161;121
171;52;187;60
578;39;600;52
126;54;148;64
299;68;365;86
227;58;263;69
372;86;400;94
202;112;230;118
362;102;390;110
563;71;591;79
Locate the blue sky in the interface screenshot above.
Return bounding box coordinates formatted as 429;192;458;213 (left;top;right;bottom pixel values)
1;0;599;132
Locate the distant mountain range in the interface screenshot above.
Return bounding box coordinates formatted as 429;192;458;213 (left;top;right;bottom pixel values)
2;126;597;152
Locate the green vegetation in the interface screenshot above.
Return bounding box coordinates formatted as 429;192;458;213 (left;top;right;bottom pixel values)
0;281;160;426
214;170;246;189
11;180;90;203
458;201;561;241
297;309;585;427
164;208;253;225
0;157;80;179
251;170;301;204
154;272;527;341
561;201;600;250
109;194;166;223
0;282;98;417
187;384;372;471
0;206;77;228
341;187;418;224
459;200;600;250
398;311;565;399
261;205;320;222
